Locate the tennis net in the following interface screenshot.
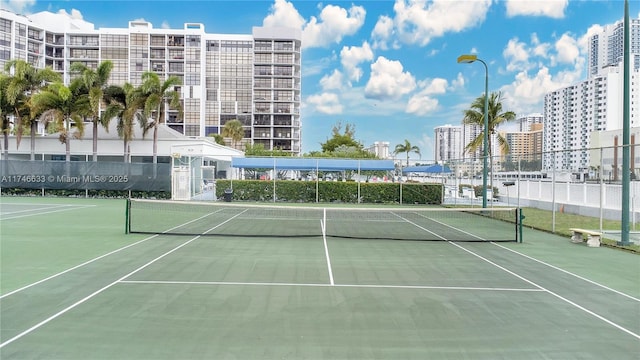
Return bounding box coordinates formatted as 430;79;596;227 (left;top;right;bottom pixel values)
126;199;521;242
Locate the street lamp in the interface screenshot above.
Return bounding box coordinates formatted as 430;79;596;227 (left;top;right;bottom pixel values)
457;54;489;208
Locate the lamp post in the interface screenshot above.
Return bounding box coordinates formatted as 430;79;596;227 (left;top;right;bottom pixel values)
457;54;489;208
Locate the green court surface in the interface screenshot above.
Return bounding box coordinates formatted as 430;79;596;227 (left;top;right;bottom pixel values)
1;197;639;359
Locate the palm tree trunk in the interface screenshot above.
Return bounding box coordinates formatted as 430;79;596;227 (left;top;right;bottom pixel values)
30;121;36;161
66;138;71;162
93;120;98;162
123;140;129;163
2;119;8;159
152;123;158;164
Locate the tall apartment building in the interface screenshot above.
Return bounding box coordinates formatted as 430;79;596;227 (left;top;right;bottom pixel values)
516;113;543;132
588;16;640;78
434;125;463;163
0;10;302;154
501;123;543;165
460;122;500;164
543;67;640;171
462;123;482;161
543;15;640;172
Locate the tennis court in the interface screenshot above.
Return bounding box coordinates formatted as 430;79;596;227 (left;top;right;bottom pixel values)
1;197;639;359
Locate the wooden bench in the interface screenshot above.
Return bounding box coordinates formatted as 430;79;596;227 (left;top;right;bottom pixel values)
569;228;602;247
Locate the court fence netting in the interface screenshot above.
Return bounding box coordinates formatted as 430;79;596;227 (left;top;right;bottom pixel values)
126;199;523;242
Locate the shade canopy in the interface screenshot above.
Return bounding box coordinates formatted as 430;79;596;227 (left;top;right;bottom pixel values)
232;157;395;171
402;164;451;174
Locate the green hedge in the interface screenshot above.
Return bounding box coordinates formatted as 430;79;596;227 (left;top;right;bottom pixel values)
215;180;443;204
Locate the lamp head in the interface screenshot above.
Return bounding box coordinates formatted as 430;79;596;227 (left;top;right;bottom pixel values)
457;54;478;64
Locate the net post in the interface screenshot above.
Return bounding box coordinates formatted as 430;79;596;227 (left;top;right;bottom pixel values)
517;208;525;243
125;198;130;234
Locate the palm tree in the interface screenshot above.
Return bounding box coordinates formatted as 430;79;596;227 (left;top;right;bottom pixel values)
31;81;90;162
462;91;516;160
3;60;61;160
394;139;421;167
139;72;182;163
70;61;113;162
0;73;13;158
221;119;245;149
102;83;146;162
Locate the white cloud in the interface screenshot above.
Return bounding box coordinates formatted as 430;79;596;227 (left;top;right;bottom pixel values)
364;56;416;100
554;33;580;64
406;95;439;116
264;0;365;49
503;38;530;72
303;3;366;48
505;0;568;19
500;62;583;115
530;33;552;58
406;78;448;116
306;93;343;114
578;24;604;52
340;41;374;83
25;8;94;32
501;30;583;74
371;15;394;50
0;0;36;14
451;72;465;89
421;78;448;95
263;0;306;30
385;0;491;47
319;70;344;91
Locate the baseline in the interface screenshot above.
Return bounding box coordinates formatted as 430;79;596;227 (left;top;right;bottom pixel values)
118;279;544;292
450;242;640;341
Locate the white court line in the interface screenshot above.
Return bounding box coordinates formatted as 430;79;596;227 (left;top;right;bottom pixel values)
0;208;229;299
0;210;248;349
119;280;544;292
492;242;640;303
391;213;447;240
0;235;158;299
0;205;96;220
450;241;640;341
0;234;202;349
321;208;335;286
1;204;70;215
414;212;486;241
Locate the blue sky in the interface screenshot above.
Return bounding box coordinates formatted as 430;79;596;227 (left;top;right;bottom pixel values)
2;0;639;160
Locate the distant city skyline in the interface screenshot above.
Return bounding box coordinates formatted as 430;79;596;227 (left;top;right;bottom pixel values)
2;0;639;160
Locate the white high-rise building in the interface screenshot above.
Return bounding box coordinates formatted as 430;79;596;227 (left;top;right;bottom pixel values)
365;141;390;159
462;123;482;161
516;113;543;132
434;125;462;163
543;67;640;171
588;16;640;78
543;15;640;172
0;9;302;154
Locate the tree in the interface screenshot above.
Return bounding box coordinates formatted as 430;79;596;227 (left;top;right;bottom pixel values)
244;143;290;157
0;73;12;158
221;119;244;149
69;61;113;162
462;91;516;161
3;60;61;160
102;83;146;162
139;71;182;163
320;121;361;153
31;81;89;162
208;133;225;146
394;139;421;167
